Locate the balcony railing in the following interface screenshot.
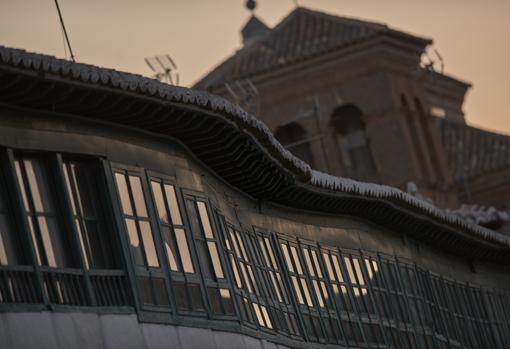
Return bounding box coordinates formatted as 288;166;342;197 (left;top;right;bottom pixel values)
0;266;132;308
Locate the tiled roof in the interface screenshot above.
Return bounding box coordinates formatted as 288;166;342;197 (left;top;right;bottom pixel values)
438;118;510;182
1;45;510;261
194;7;431;90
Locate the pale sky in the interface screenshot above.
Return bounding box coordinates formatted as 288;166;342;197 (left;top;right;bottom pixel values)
1;0;509;134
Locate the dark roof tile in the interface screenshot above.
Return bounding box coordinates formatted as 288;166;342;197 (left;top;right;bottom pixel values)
194;7;431;90
438;118;510;181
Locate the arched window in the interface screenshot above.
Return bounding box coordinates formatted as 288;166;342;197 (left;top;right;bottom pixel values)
331;105;376;179
275;123;315;167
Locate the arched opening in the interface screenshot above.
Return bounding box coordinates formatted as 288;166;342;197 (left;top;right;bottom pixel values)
331;105;376;179
274;122;315;167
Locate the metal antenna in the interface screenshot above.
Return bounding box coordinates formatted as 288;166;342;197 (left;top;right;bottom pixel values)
432;48;444;74
144;55;180;85
54;0;75;62
224;79;260;116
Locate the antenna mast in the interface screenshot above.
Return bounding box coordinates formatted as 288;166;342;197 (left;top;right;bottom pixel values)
224;79;260;116
54;0;75;61
144;55;180;85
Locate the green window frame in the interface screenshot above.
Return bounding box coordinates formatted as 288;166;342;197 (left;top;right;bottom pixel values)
277;235;329;343
149;176;206;315
113;167;170;309
183;194;234;318
219;220;273;329
14;154;73;268
250;229;302;337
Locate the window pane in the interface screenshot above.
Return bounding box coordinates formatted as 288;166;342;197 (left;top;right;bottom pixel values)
129;176;148;218
265;238;278;268
313;280;324;308
229;230;242;257
140;221;159;267
281;244;294;272
26;218;41;264
65;160;115;269
74;219;89;269
258;239;270;265
352;258;365;285
290;246;303;274
0;214;18;265
85;220;114;268
303;248;315;276
261;305;273;329
197;201;213;238
67;162;97;216
115;173;132;215
126;218;143;266
332;255;344;282
253;303;265;327
311;250;322;277
164;184;182;225
220;288;235;315
301;278;313;306
344;257;357;284
23;158;53;213
175;228;194;273
151;181;168;224
207;241;224;279
14;160;29;211
161;226;178;271
38;216;67;267
234;231;248;259
323;253;335;281
292;276;304;304
62;164;76;214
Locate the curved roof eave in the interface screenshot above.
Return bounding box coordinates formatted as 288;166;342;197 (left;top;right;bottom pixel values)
0;45;509;263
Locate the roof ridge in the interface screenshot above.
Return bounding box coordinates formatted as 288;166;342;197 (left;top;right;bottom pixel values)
292;6;388;30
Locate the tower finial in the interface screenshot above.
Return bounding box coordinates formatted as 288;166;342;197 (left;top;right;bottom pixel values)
245;0;256;12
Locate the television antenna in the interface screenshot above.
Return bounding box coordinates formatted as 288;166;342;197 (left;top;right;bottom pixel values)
224;79;260;116
144;55;180;85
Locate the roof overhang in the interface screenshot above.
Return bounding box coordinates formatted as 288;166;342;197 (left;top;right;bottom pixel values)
1;46;509;264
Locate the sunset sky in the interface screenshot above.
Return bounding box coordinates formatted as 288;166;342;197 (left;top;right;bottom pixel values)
1;0;508;134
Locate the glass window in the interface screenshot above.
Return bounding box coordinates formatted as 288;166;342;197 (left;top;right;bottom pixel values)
0;175;22;265
186;198;224;280
184;196;233;317
62;160;118;269
114;172;159;268
15;156;71;267
151;180;195;274
278;237;328;342
253;232;300;337
220;223;274;329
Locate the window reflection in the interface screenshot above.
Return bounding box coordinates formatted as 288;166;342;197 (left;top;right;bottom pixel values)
129;176;148;218
140;221;159;267
175;228;193;273
115;172;159;269
151;180;194;274
63;160;117;269
197;201;213;239
0;180;22;265
15;156;70;267
164;185;182;225
114;173;132;216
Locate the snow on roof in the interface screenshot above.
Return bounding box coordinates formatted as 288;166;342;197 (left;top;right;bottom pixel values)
1;45;509;248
